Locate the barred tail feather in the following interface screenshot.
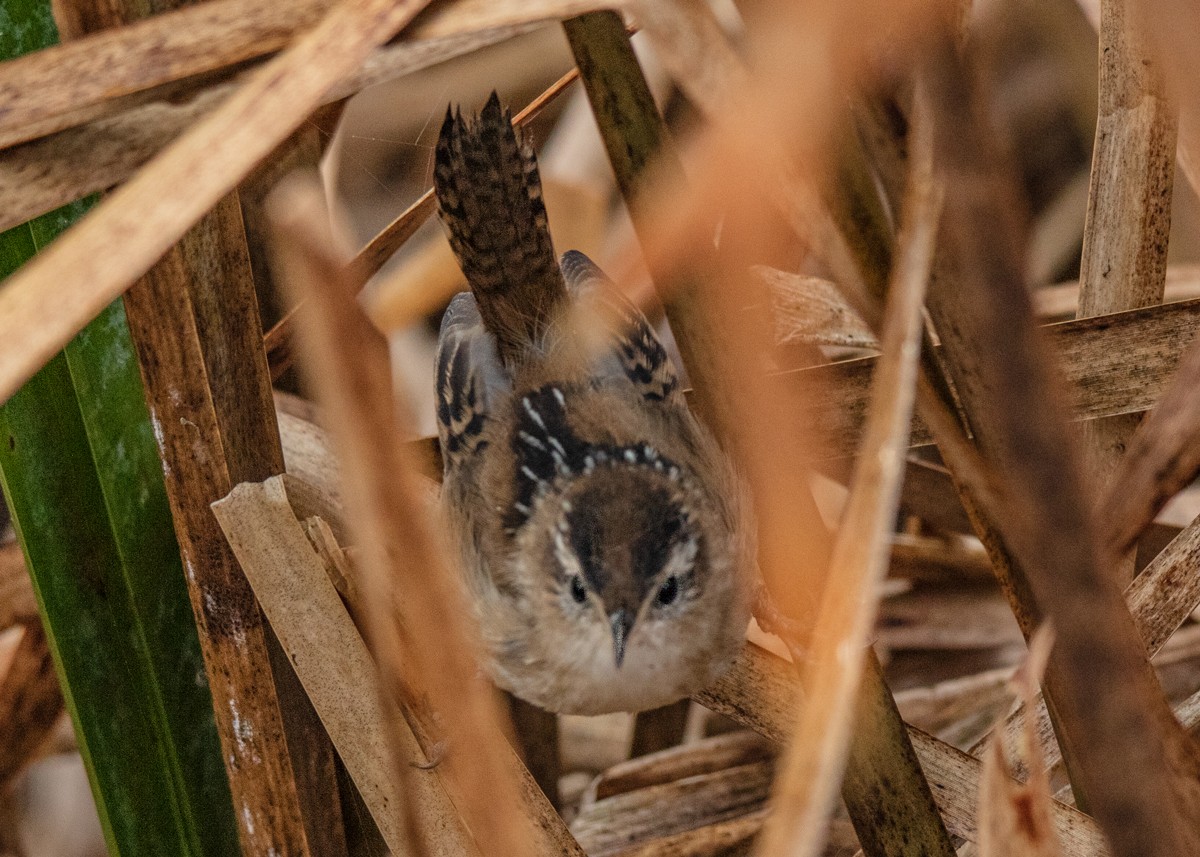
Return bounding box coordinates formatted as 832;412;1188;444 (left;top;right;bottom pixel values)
434;92;567;365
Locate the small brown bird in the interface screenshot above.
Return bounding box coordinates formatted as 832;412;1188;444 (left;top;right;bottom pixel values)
433;93;751;714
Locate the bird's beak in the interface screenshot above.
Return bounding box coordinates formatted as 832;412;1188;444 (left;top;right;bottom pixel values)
610;609;633;668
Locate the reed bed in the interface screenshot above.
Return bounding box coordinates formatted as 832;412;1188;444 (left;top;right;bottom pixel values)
1;0;1200;856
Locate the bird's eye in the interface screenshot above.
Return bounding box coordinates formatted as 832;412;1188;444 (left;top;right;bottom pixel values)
569;574;588;604
656;575;680;607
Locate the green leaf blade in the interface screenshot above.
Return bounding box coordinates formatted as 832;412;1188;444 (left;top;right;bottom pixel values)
0;3;239;855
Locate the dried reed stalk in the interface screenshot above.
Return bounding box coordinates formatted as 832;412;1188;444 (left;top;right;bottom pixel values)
1034;263;1200;318
977;629;1062;857
591;732;776;803
574;762;773;856
122;197;343;854
821;36;1079;815
919;23;1200;854
212;476;475;856
696;643;1108;855
1075;0;1177;581
0;0;332;148
982;507;1200;781
757;100;943;857
1098;333;1200;559
0;82;228;233
266;175;582;857
625;0;746;116
820;73;1067;812
56;0;344;847
794;296;1200;458
0;0;435;405
0;0;612;149
0;23;538;233
1077;0;1176;321
598;811;768;857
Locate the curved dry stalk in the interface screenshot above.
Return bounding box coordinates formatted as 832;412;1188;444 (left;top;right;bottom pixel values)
756;99;944;857
265;175;582;857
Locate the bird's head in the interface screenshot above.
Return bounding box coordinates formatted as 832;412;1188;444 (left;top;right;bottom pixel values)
548;462;706;669
498;384;749;712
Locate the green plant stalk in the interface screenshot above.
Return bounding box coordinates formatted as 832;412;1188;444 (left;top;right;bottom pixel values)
562;12;955;856
0;3;239;854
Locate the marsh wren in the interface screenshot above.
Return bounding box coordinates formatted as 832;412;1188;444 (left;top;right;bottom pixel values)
433;93;751;715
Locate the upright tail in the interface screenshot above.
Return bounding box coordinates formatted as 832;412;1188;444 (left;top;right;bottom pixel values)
434;92;567;366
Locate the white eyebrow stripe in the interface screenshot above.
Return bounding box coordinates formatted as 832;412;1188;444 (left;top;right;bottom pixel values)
660;535;699;581
553;527;584;580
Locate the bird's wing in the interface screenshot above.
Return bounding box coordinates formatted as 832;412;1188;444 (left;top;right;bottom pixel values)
560;249;683;406
435;292;512;473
